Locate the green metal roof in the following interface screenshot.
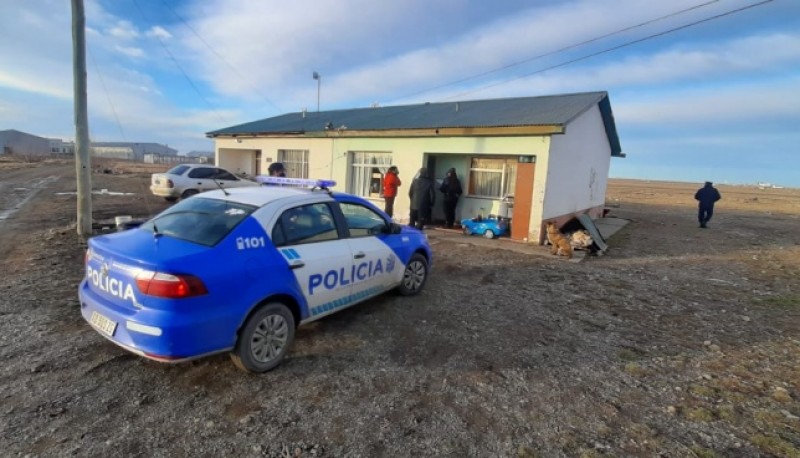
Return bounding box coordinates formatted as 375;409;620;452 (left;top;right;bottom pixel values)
207;91;623;157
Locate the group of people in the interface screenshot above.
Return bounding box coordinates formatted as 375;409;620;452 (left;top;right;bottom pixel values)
382;166;463;229
268;161;721;230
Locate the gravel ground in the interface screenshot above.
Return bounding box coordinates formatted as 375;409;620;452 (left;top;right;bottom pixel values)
1;159;798;457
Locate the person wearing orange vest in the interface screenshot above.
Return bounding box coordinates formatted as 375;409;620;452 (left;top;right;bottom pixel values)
383;166;401;218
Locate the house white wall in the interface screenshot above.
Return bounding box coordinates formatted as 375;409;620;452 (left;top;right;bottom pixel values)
541;104;611;222
214;135;551;227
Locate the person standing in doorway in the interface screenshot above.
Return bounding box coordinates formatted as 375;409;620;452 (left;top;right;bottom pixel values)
382;166;401;218
439;168;463;228
409;167;435;229
694;181;721;228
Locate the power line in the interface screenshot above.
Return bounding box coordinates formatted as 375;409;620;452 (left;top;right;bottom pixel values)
357;0;774;130
87;43;127;140
132;0;226;122
157;0;283;113
386;0;722;103
441;0;774;101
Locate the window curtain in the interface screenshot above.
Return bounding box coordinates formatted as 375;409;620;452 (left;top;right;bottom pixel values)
350;152;392;197
278;149;309;178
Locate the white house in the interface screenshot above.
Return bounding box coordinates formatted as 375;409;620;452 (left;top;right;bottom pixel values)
207;91;624;244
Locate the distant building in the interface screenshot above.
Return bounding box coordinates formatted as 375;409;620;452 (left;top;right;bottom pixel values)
91;142;178;161
48;138;75;155
0;129;51;156
185;150;215;164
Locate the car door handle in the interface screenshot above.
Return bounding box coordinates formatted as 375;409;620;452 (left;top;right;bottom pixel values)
354;252;366;259
289;260;305;269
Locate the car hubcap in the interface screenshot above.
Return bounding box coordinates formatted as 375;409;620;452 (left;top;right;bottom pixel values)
250;314;288;363
403;260;426;291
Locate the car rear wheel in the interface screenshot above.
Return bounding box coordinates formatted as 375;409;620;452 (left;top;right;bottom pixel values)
181;189;199;199
396;253;428;296
462;227;471;236
483;229;495;239
231;302;295;373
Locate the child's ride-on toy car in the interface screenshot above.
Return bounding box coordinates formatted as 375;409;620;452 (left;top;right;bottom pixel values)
460;215;509;239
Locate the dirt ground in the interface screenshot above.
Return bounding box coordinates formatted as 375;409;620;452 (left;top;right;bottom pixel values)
1;158;798;457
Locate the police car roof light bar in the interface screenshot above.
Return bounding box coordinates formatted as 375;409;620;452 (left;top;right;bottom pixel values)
255;176;337;190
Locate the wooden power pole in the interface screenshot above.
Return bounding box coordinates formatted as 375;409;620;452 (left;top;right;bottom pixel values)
72;0;92;236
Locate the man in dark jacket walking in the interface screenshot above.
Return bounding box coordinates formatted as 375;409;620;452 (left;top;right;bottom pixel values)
694;181;721;228
439;168;463;228
409;168;435;229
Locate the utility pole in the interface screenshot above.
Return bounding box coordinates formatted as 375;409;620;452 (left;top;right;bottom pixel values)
72;0;92;236
312;71;321;113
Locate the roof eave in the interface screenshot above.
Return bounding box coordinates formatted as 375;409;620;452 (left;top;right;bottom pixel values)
208;125;564;139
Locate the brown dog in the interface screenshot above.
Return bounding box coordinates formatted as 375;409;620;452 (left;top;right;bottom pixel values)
546;222;573;259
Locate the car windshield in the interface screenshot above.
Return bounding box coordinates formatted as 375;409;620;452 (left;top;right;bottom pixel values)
167;165;190;175
140;198;257;246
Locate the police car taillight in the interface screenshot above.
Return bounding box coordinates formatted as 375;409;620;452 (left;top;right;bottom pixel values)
135;271;207;298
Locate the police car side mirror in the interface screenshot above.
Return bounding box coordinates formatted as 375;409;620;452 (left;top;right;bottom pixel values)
389;223;403;234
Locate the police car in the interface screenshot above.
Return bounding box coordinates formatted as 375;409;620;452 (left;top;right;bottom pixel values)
79;177;432;373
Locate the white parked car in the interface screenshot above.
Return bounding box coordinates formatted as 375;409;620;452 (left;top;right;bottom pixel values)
150;164;259;201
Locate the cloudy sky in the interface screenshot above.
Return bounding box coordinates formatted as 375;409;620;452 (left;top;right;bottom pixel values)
1;0;798;185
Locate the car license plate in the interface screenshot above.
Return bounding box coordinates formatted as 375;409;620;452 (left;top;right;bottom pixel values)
90;311;117;336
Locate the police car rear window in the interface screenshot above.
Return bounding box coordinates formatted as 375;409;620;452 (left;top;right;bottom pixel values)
140;198;256;246
167;165;190;175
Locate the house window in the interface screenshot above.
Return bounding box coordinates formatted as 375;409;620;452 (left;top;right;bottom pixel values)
277;149;309;178
349;151;392;198
468;157;517;198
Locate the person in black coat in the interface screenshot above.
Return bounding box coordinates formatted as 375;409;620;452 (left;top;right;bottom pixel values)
408;168;435;229
694;181;721;228
439;168;463;228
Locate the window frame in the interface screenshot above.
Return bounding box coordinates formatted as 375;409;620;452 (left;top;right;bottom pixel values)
277;149;310;178
467;156;518;199
348;151;393;199
339;202;388;238
271;202;341;247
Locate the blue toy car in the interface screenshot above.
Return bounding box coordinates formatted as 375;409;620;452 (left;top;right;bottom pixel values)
79;177;432;373
460;215;509;239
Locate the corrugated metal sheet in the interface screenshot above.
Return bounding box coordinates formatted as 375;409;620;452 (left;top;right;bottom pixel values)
208;91;609;135
207;91;623;157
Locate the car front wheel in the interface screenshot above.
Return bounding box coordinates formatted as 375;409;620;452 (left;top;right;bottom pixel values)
483;229;495;239
397;253;428;296
231;302;295;373
164;196;178;203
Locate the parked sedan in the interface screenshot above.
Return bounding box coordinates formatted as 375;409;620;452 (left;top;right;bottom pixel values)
150;164;258;201
80;177;432;372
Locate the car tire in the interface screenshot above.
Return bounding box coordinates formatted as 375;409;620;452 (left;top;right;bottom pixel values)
164;196;178;203
462;227;471;236
230;302;295;373
396;253;428;296
181;189;199;199
483;229;495;239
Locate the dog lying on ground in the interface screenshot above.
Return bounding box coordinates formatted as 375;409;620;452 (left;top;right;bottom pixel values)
545;222;573;259
570;229;593;250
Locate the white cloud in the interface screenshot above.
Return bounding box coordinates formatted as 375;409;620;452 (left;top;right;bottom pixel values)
107;20;140;40
115;45;146;58
146;26;172;40
179;0;759;107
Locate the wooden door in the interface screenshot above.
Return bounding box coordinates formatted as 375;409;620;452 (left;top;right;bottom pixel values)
511;162;535;241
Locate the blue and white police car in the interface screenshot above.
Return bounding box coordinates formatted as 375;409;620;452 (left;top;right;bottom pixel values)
79;177;432;373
